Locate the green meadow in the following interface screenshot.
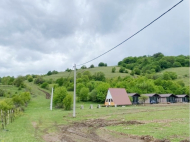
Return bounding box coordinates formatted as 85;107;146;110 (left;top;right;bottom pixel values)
0;82;189;142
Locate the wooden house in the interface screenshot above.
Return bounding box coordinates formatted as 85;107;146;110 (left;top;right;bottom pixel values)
144;94;159;104
128;93;140;104
176;95;189;103
105;88;131;106
158;94;177;103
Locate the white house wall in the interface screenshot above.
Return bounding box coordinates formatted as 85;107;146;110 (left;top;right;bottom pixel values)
106;90;112;99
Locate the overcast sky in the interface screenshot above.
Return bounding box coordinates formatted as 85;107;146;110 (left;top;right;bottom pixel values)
0;0;189;77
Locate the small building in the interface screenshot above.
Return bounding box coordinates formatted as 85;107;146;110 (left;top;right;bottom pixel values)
176;95;189;103
158;94;177;103
128;93;140;104
105;88;132;106
144;94;159;104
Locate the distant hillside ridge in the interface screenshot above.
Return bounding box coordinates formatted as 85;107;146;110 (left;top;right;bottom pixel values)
118;52;189;75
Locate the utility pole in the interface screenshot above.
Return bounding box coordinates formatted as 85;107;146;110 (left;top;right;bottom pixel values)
73;64;76;117
50;87;53;110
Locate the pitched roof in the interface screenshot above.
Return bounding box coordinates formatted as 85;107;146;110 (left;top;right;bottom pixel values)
159;94;174;97
144;94;158;97
176;95;189;98
128;93;139;96
109;88;131;105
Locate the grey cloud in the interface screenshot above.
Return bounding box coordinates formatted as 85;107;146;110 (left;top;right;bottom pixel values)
0;0;188;77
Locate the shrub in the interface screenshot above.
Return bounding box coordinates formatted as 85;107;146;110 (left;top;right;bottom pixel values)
41;82;49;89
53;87;68;108
34;76;45;84
98;62;105;67
47;71;52;75
139;95;148;105
89;89;98;102
0;89;5;97
27;76;33;82
81;65;87;69
119;67;125;73
79;87;89;101
112;67;116;73
89;64;94;68
63;95;73;110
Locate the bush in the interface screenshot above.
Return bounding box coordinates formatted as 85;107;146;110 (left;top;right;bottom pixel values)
93;72;105;81
0;89;5;97
98;62;105;67
89;89;98;102
112;67;116;73
47;71;52;75
173;62;182;67
139;95;148;105
89;64;94;68
65;68;72;72
34;76;45;84
79;87;89;101
53;87;68;108
119;67;125;73
14;76;25;87
27;76;33;82
98;62;107;67
63;95;73;110
81;65;87;69
41;82;49;89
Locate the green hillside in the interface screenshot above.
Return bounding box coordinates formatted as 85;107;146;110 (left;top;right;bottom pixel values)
43;66;132;80
158;67;189;86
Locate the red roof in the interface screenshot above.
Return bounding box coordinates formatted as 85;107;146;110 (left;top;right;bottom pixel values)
109;88;132;105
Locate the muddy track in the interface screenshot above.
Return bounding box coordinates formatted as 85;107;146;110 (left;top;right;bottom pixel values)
40;118;181;142
43;119;145;142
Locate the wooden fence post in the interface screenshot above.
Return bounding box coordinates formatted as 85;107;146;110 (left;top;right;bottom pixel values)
7;110;9;125
1;110;4;129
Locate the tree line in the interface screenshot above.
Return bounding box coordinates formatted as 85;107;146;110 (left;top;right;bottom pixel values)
118;52;189;75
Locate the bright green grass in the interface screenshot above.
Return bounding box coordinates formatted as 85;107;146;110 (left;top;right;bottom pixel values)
158;67;189;86
107;105;189;142
0;85;25;97
0;82;189;142
43;66;131;81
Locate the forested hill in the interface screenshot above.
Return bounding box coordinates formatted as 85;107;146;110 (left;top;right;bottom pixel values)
118;52;189;75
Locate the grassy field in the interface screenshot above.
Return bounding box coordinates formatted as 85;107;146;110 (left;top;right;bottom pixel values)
43;66;131;81
0;85;25;97
0;82;189;142
158;67;189;86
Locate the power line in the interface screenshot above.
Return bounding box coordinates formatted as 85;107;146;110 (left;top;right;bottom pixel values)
76;0;183;67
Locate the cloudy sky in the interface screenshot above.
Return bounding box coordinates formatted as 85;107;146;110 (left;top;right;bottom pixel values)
0;0;189;77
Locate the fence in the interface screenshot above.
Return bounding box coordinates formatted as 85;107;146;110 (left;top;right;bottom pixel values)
1;108;22;130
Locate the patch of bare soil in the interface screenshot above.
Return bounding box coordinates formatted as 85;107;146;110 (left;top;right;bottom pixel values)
180;140;190;142
42;119;171;142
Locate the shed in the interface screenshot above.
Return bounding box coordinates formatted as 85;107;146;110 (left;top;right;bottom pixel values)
105;88;132;106
158;94;177;103
176;95;189;103
144;94;159;104
128;93;140;104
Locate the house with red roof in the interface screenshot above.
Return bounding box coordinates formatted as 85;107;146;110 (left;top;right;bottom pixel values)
104;88;132;106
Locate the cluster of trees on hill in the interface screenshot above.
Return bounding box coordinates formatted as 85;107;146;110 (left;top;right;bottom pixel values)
98;62;107;67
51;70;189;105
47;70;58;76
118;53;189;75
